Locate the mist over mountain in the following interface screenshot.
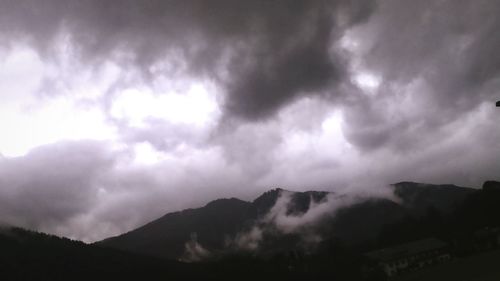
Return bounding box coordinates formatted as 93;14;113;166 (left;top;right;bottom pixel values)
100;182;475;260
3;181;500;280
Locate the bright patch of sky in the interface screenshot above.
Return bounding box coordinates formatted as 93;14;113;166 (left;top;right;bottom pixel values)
353;72;382;93
0;35;223;158
110;83;220;128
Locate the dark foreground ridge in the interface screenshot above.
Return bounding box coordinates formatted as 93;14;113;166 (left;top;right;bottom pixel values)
3;180;500;280
0;227;200;281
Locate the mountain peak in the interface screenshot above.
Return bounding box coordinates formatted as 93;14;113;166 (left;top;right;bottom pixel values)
204;197;248;208
394;181;470;189
393;182;474;215
251;188;285;216
483;181;500;191
99;182;478;261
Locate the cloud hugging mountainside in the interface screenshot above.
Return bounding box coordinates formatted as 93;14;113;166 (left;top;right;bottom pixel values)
100;182;475;261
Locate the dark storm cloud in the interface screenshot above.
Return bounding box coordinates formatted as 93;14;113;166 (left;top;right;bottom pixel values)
342;0;500;152
0;141;115;229
1;0;500;243
0;0;376;121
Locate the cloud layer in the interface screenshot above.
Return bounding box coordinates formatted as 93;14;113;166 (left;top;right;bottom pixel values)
0;0;499;242
0;0;374;120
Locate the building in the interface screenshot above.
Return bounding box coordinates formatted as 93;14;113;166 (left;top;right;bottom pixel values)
365;238;451;277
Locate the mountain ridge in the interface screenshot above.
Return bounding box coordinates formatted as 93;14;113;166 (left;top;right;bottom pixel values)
99;181;477;260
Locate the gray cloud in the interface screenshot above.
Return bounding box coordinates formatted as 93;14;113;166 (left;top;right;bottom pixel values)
1;0;500;243
0;141;115;230
121;119;207;151
0;0;376;121
0;139;262;241
342;0;500;152
181;233;211;262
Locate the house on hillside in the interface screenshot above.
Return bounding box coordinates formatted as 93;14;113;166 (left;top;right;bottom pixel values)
365;238;451;277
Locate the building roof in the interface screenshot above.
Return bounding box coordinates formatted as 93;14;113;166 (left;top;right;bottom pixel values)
365;238;447;262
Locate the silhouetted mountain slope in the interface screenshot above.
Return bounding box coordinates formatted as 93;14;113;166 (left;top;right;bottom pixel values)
332;198;407;244
0;227;199;281
483;180;500;191
252;188;283;215
100;182;476;260
451;181;500;231
375;182;500;254
101;198;256;259
394;182;475;215
4;182;500;281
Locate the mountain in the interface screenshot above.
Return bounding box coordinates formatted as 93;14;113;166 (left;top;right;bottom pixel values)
0;226;200;280
483;180;500;191
1;226;343;280
3;181;499;281
100;182;476;260
100;197;256;260
394;182;475;215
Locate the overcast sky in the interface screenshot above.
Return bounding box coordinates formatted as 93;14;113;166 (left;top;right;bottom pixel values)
1;0;500;242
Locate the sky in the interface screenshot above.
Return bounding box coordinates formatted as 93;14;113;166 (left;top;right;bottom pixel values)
0;0;500;242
